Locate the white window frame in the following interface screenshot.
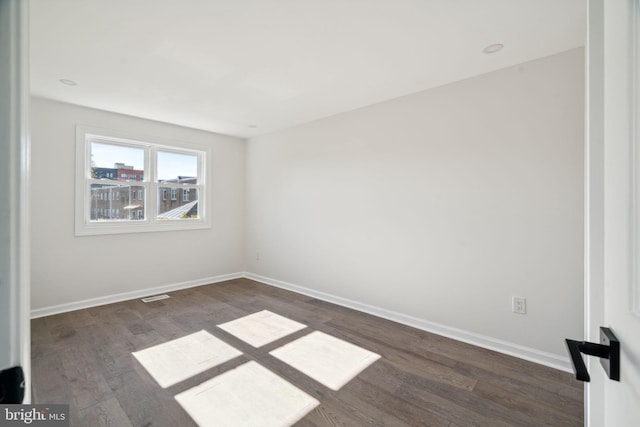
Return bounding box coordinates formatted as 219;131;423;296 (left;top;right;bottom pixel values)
634;2;640;316
75;125;210;236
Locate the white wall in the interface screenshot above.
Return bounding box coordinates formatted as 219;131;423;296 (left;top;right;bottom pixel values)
245;49;584;358
30;98;245;311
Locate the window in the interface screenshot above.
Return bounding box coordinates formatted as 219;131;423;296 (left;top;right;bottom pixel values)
75;125;209;235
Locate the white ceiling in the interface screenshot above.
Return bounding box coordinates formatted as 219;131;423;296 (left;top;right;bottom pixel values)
30;0;585;139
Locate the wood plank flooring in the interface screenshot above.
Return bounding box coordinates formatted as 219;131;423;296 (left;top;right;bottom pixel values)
31;278;583;426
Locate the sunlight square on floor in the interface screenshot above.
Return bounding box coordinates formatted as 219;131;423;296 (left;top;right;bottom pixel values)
175;361;319;427
217;310;307;347
270;330;381;391
132;330;242;388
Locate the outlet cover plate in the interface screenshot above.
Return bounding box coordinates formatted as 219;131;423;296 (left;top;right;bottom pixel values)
512;297;526;314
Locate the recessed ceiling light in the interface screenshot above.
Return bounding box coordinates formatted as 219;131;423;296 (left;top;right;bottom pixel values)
483;44;504;54
59;79;77;86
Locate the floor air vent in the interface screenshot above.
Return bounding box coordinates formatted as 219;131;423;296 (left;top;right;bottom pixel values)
141;294;170;303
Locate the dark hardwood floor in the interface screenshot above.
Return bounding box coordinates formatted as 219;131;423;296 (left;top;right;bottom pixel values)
31;278;583;426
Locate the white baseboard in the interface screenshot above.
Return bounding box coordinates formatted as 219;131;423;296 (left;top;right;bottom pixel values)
243;272;572;373
30;272;244;319
30;270;572;373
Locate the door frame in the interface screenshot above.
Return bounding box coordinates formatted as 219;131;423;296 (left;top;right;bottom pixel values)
0;0;31;403
585;0;605;424
586;0;640;425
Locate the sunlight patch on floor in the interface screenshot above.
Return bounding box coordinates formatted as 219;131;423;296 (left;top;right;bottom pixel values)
270;330;381;391
175;361;319;427
217;310;307;347
132;330;242;388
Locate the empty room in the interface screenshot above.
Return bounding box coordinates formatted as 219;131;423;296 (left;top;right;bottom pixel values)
2;0;639;426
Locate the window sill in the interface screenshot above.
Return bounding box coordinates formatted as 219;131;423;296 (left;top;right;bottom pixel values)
74;219;211;236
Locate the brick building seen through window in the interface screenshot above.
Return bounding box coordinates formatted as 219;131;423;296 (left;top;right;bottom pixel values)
91;163;198;220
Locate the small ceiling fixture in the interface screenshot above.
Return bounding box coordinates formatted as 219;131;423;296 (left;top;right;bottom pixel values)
483;44;504;54
59;79;77;86
248;124;258;128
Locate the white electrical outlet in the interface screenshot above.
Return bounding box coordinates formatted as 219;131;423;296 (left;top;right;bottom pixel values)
512;297;526;314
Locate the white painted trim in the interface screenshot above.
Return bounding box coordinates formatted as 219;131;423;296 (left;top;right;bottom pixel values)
30;272;243;319
632;0;640;318
18;0;31;403
243;272;572;372
30;269;571;372
1;0;32;403
74;124;211;236
585;1;606;425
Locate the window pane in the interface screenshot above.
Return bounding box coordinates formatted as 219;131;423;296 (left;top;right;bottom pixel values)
90;184;145;221
157;151;198;183
91;142;144;181
157;187;199;219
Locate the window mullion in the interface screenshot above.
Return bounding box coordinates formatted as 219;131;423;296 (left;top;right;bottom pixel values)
76;125;209;235
148;146;157;224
